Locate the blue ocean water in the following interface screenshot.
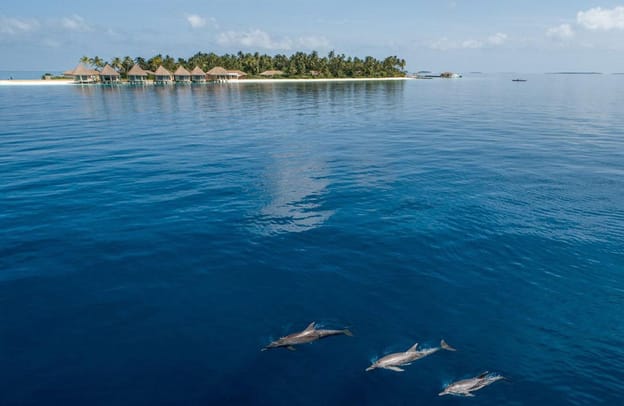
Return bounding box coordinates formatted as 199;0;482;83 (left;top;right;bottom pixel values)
0;71;63;80
1;75;623;405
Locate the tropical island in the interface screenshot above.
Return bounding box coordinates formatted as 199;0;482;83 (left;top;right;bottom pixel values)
77;51;407;80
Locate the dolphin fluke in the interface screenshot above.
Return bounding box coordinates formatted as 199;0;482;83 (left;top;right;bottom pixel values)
440;339;456;351
343;329;354;337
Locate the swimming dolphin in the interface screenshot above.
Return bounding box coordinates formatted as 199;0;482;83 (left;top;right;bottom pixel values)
262;322;353;351
439;371;506;397
365;339;455;372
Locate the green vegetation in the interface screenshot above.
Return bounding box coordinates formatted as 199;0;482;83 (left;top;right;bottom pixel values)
79;51;407;78
41;73;68;80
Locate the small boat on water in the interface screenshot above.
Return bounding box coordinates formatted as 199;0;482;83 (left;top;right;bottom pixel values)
512;79;527;82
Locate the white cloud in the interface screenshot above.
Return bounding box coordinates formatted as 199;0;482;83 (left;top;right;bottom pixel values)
577;6;624;30
297;36;331;49
218;29;293;50
428;37;457;50
546;23;575;40
0;16;39;35
487;32;508;45
429;32;507;50
461;39;483;49
187;14;206;28
61;15;92;32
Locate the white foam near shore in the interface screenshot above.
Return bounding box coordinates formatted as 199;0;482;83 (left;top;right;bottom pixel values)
0;79;74;86
0;77;411;87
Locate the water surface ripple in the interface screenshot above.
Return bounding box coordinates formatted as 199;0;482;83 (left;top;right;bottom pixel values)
1;75;623;405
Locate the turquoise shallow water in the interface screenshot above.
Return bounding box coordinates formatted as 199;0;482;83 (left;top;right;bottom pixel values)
1;75;623;405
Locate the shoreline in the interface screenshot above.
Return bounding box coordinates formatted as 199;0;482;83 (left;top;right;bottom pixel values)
0;77;411;87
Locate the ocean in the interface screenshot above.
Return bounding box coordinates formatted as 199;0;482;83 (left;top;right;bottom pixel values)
1;75;623;405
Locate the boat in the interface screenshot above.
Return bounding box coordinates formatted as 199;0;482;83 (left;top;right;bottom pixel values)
512;79;527;82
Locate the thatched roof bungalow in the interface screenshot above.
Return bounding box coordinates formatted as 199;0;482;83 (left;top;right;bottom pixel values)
206;66;238;81
69;63;100;83
174;66;191;83
190;66;206;83
127;64;148;84
100;64;120;83
154;65;173;84
227;70;247;79
260;70;284;78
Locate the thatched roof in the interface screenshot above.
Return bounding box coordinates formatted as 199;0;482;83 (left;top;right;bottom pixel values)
100;64;120;77
174;66;191;76
70;63;96;76
154;66;172;76
228;70;247;77
206;66;229;75
128;64;148;76
260;70;284;76
191;66;205;75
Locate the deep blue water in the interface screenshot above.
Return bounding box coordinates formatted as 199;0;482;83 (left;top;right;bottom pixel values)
1;75;623;405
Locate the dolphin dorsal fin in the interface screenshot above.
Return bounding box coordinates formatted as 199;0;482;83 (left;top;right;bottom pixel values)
407;342;419;352
304;322;316;332
477;371;489;379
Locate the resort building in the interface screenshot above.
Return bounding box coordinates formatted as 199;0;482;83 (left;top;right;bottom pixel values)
153;66;173;84
191;66;206;83
174;66;191;83
69;63;100;84
227;70;247;80
206;66;238;82
127;65;148;84
99;64;121;84
260;70;285;78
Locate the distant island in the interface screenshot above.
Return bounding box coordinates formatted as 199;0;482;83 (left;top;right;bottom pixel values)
76;51;407;80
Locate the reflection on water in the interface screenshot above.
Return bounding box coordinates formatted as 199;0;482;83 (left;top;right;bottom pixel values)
257;152;333;235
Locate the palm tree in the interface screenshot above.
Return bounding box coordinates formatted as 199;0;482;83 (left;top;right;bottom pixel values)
134;57;148;70
92;56;105;69
111;57;122;71
122;56;134;75
80;55;90;66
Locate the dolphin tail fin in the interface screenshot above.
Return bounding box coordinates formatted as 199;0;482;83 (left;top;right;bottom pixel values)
342;329;354;337
440;339;456;351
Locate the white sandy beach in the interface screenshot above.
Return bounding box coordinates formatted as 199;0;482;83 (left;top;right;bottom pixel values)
0;77;411;86
0;79;75;86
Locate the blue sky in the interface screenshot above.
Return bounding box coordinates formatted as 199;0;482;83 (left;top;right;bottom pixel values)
1;1;624;72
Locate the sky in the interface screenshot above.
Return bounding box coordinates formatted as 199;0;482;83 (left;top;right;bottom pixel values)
1;1;624;72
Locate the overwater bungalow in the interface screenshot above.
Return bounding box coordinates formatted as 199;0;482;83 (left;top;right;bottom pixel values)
206;66;236;82
69;63;100;84
127;64;148;84
191;66;206;83
100;64;121;84
174;66;191;83
260;70;285;78
154;66;173;84
227;70;247;80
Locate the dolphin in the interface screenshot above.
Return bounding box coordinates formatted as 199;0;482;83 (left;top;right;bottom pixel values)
262;322;353;351
439;371;506;397
365;339;456;372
